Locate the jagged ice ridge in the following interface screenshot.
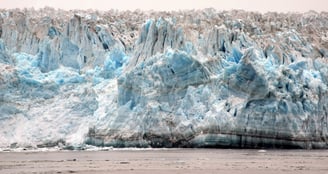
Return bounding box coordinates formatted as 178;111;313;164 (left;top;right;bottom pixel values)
1;8;328;149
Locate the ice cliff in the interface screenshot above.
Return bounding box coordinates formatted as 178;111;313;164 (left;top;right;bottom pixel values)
1;8;328;149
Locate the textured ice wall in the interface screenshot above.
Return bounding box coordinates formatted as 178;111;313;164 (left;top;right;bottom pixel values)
1;8;328;149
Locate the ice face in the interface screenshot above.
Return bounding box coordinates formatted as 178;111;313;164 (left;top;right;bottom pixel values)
0;9;328;149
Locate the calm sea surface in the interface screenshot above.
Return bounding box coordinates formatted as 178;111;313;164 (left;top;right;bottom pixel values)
1;149;328;174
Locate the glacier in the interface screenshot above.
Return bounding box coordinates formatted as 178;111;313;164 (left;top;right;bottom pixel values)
0;8;328;149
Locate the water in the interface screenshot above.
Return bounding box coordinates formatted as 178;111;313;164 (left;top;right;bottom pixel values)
0;149;327;174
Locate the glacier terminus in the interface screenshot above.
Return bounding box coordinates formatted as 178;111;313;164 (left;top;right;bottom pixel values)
1;8;328;149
